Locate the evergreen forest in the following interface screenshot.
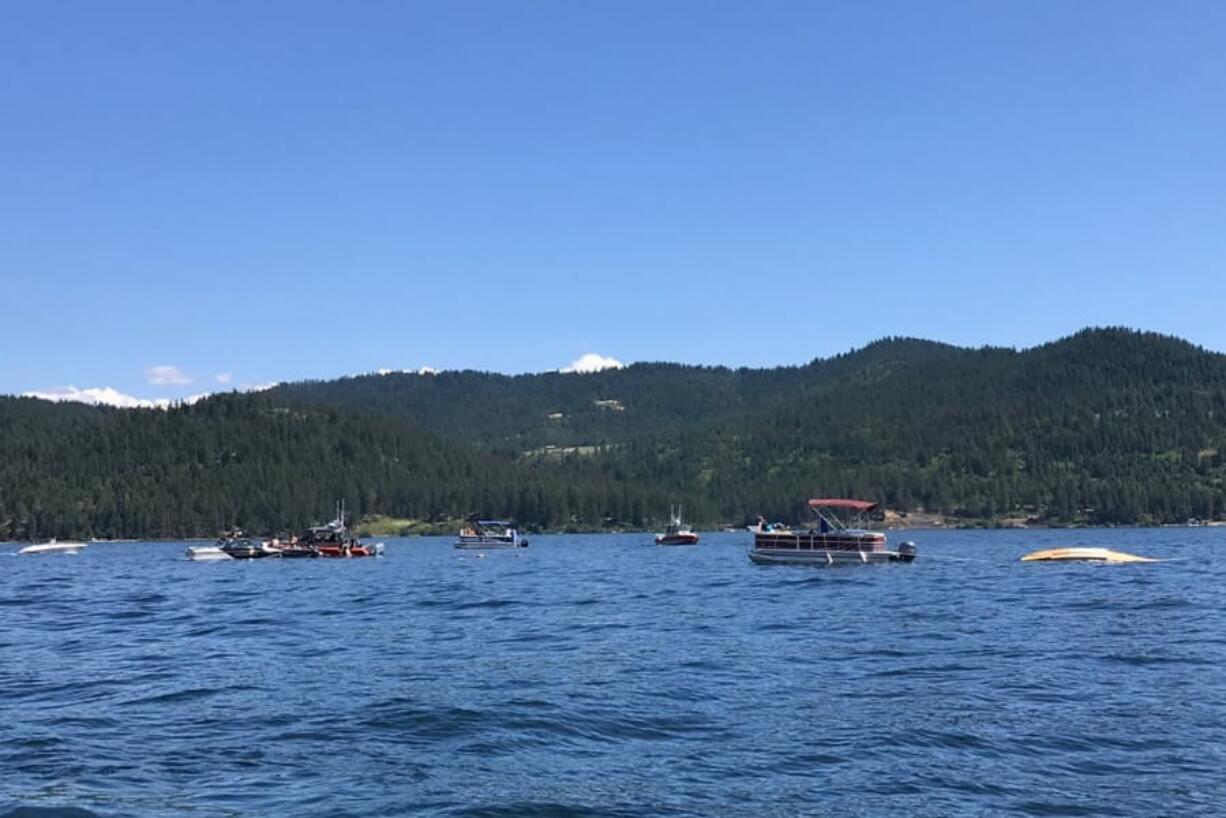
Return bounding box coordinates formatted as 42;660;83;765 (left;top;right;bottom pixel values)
4;328;1226;540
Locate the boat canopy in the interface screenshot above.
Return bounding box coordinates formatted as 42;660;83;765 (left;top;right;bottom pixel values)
808;499;878;513
476;520;514;527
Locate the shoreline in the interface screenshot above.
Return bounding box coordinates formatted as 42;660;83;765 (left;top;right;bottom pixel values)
6;519;1225;547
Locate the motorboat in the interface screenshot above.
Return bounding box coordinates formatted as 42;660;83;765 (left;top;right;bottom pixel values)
299;503;384;558
18;539;88;556
188;531;280;560
221;536;281;559
265;537;319;559
1020;547;1157;563
748;498;917;566
185;545;232;561
655;505;699;545
456;520;528;549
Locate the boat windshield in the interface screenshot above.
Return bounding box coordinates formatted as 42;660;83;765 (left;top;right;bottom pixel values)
807;507;870;533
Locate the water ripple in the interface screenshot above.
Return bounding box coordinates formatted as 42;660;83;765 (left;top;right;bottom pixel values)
2;529;1225;816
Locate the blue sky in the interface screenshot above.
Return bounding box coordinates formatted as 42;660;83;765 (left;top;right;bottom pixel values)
3;1;1225;403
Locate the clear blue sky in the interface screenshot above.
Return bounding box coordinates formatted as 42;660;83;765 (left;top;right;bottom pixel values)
3;1;1225;401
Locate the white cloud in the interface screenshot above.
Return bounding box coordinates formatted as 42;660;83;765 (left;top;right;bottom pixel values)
243;381;279;392
21;386;205;410
146;365;191;386
374;368;412;376
214;372;233;385
560;353;624;374
373;365;437;377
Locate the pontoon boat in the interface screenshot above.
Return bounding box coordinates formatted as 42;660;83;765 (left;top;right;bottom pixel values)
456;520;528;549
748;499;916;566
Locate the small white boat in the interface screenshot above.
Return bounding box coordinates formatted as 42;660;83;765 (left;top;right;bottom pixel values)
456;520;528;549
748;499;916;566
18;540;88;556
185;546;233;561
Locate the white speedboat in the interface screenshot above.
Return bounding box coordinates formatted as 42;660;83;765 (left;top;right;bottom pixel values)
186;545;233;561
748;499;916;566
18;540;88;555
456;520;528;549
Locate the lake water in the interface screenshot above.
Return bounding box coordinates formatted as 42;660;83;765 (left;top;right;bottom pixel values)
2;529;1224;817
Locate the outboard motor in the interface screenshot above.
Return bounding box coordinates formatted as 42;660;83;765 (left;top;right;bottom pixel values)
896;541;917;562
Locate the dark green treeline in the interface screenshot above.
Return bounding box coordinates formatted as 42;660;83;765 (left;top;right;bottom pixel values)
4;328;1226;539
0;394;674;541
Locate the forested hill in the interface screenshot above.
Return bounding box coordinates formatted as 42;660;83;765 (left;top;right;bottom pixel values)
274;328;1226;525
0;394;669;541
4;327;1226;540
270;336;966;452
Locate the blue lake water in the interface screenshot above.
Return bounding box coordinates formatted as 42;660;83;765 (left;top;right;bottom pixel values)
2;529;1225;817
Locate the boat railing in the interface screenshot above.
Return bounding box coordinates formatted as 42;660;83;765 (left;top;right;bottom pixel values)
755;531;885;552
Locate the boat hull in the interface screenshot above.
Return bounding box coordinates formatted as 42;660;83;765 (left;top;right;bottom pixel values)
274;548;319;558
225;548;280;559
656;533;699;546
455;539;527;549
1020;547;1156;563
749;531;915;566
18;542;88;555
316;542;384;558
186;546;232;561
749;547;913;566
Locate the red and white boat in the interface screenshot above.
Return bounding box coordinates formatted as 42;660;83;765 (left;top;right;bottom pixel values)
298;503;384;558
749;498;915;566
655;505;699;546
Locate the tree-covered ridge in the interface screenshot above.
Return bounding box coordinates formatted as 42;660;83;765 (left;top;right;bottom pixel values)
0;394;674;541
277;328;1226;525
653;329;1226;524
4;327;1226;540
270;337;963;452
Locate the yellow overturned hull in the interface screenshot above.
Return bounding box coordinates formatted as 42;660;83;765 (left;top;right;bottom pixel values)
1020;547;1157;563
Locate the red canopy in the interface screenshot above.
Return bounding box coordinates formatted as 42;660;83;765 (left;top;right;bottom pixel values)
808;498;878;513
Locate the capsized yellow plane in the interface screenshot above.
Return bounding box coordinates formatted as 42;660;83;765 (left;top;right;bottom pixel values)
1020;547;1158;564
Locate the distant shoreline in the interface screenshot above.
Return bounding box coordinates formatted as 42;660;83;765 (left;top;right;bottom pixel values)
6;519;1224;547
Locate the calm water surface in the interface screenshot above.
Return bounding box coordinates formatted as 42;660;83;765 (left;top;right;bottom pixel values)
2;529;1224;817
